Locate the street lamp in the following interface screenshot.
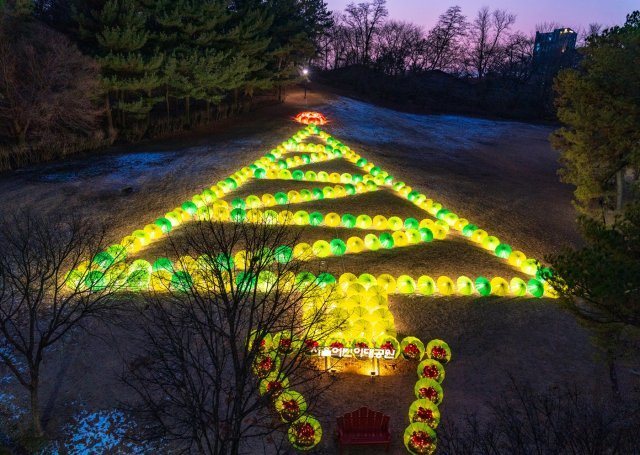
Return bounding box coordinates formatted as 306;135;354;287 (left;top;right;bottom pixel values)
302;68;309;101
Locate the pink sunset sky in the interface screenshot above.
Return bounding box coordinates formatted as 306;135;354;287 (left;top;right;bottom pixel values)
324;0;636;35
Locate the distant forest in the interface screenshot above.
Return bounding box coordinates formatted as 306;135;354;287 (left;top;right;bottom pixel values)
312;1;598;120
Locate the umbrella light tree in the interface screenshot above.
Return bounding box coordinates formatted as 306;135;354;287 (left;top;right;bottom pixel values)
64;112;557;452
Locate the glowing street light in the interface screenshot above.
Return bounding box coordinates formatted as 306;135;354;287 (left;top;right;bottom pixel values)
302;68;309;101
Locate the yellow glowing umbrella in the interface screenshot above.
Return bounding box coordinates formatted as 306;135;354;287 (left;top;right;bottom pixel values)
346;282;366;297
372;215;388;230
346;236;365;253
406;229;422;244
377;274;397;294
338;273;358;292
456;276;474;295
471;229;488;243
277;210;294;225
387;216;403;231
324;212;341;227
482;236;501;251
358;273;377;289
510;277;527;296
150;270;172;291
293;211;310;225
279;169;292;179
312;240;331;258
262;193;276;207
293;243;313;260
397;275;416;294
508;250;527;267
521;258;538;275
418;275;436;295
490;277;509;296
436;276;454;295
364;234;381;251
392;231;409;247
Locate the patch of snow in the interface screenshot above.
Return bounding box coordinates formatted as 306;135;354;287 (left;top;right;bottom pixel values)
323;96;541;151
63;409;153;455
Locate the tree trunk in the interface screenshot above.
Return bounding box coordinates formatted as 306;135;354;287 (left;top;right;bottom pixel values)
185;97;191;125
608;357;620;396
30;383;43;437
165;87;171;121
105;93;114;139
616;168;624;211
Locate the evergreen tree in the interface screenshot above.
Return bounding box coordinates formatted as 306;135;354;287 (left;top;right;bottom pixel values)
75;0;163;134
152;0;255;124
551;11;640;215
265;0;316;101
547;202;640;394
227;1;274;101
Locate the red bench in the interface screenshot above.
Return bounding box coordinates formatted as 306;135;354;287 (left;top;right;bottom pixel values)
336;406;391;452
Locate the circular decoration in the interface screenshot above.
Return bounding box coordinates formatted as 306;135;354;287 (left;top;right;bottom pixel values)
288;416;322;450
417;276;436;295
375;335;400;358
426;339;452;364
527;278;544;298
408;399;441;428
401;337;425;361
414;378;444;405
475;276;491;296
294;111;327;125
273;331;297;354
416;359;445;383
404;422;437;454
275;391;307;422
252;354;280;379
259;373;290;397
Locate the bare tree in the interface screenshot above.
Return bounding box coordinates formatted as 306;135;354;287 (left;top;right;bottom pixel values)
464;7;516;79
423;6;469;72
343;0;388;65
498;32;534;82
0;11;102;148
0;213;124;437
124;216;344;454
535;21;562;33
373;21;425;76
438;379;640;454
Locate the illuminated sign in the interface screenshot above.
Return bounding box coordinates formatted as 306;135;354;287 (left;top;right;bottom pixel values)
311;346;396;360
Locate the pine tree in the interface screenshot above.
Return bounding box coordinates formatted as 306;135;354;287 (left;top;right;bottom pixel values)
264;0;316;101
75;0;163;134
226;2;274;105
551;11;640;215
151;0;254;124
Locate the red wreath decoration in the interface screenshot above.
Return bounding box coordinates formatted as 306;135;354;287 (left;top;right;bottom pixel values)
409;430;435;454
404;343;421;360
281;399;301;422
291;422;316;447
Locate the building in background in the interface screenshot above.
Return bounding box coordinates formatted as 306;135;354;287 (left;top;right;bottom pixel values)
533;28;578;64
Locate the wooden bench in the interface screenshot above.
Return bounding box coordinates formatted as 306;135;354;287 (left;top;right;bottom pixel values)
336;406;391;453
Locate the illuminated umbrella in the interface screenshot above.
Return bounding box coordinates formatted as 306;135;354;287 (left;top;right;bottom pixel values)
404;422;437;455
408;399;440;429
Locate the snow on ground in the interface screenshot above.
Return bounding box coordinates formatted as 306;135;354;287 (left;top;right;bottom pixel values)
61;410;152;455
322;96;546;151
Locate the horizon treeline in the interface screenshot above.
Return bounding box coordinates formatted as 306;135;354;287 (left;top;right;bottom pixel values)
316;1;598;77
313;1;600;119
0;0;332;168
